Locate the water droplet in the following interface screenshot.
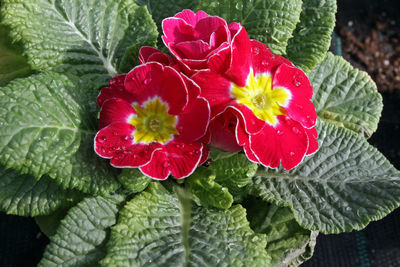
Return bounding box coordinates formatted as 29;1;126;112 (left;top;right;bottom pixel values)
194;150;199;155
97;136;106;143
111;146;117;151
163;161;170;168
289;152;295;156
261;60;269;67
293;75;302;87
276;130;284;136
188;151;194;156
133;154;138;159
143;78;151;85
101;147;106;153
112;131;118;136
117;154;124;159
291;126;300;134
175;143;184;149
122;135;132;141
252;47;260;55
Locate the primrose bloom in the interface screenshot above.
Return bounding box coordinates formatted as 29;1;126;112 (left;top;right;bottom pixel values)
95;62;210;180
193;39;318;170
162;9;248;76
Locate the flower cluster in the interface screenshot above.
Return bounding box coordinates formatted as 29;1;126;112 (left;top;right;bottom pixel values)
95;9;318;179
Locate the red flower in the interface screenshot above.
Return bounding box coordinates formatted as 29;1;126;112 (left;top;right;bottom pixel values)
162;9;248;76
192;40;318;170
94;62;210;180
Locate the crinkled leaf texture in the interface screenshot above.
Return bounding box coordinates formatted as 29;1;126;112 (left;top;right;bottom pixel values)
101;183;271;266
186;167;234;209
286;0;337;73
210;153;258;201
244;197;317;267
250;120;400;234
39;194;124;267
197;0;303;55
310;53;383;138
1;0;158;88
0;165;79;216
0;72;120;194
0;25;32;86
117;168;151;193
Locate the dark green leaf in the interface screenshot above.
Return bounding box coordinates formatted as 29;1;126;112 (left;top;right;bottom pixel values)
117;168;151;193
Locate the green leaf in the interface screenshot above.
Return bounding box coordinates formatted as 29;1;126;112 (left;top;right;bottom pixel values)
39;194;124;267
209;153;258;201
286;0;337;73
0;72;120;194
1;0;158;89
243;196;317;267
117;168;151;193
101;183;271;266
0;165;80;216
186;167;233;209
0;25;32;86
310;53;383;138
137;0;200;28
197;0;303;55
35;207;72;238
209;146;238;161
249;120;400;234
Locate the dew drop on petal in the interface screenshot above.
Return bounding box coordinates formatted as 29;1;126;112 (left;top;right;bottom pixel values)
111;146;117;151
276;130;284;136
175;143;184;149
252;47;260;55
188;151;194;156
112;131;118;136
293;75;302;87
101;147;106;153
290;151;295;156
194;150;199;155
261;60;269;67
163;161;170;168
291;126;300;134
143;78;151;85
97;136;107;143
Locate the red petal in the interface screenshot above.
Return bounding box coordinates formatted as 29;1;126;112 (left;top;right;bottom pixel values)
223;23;252;86
273;64;317;128
208;43;231;73
175;40;211;59
249;116;308;170
305;126;319;155
125;63;188;114
181;74;201;101
139;149;170;180
97;74;133;107
174;9;208;27
195;16;228;43
110;143;161;168
176;96;210;142
228;104;266;134
209;112;241;152
94;122;135;159
191;70;233;118
138;46;176;67
199;143;209;165
165;141;203;179
99;98;135;129
162;17;196;44
250;40;293;75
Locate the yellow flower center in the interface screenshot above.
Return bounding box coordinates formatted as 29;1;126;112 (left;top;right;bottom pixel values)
129;97;178;144
231;72;291;126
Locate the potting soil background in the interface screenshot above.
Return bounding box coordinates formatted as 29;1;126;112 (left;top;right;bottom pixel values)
1;0;400;266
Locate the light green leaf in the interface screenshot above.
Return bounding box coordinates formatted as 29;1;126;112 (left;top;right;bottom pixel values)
1;0;158;88
243;196;317;267
39;194;124;267
249;120;400;234
209;146;238;161
101;183;271;266
0;25;32;86
286;0;337;73
186;167;233;209
310;53;383;138
210;153;258;201
0;166;80;216
197;0;303;55
117;168;151;193
0;72;120;194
